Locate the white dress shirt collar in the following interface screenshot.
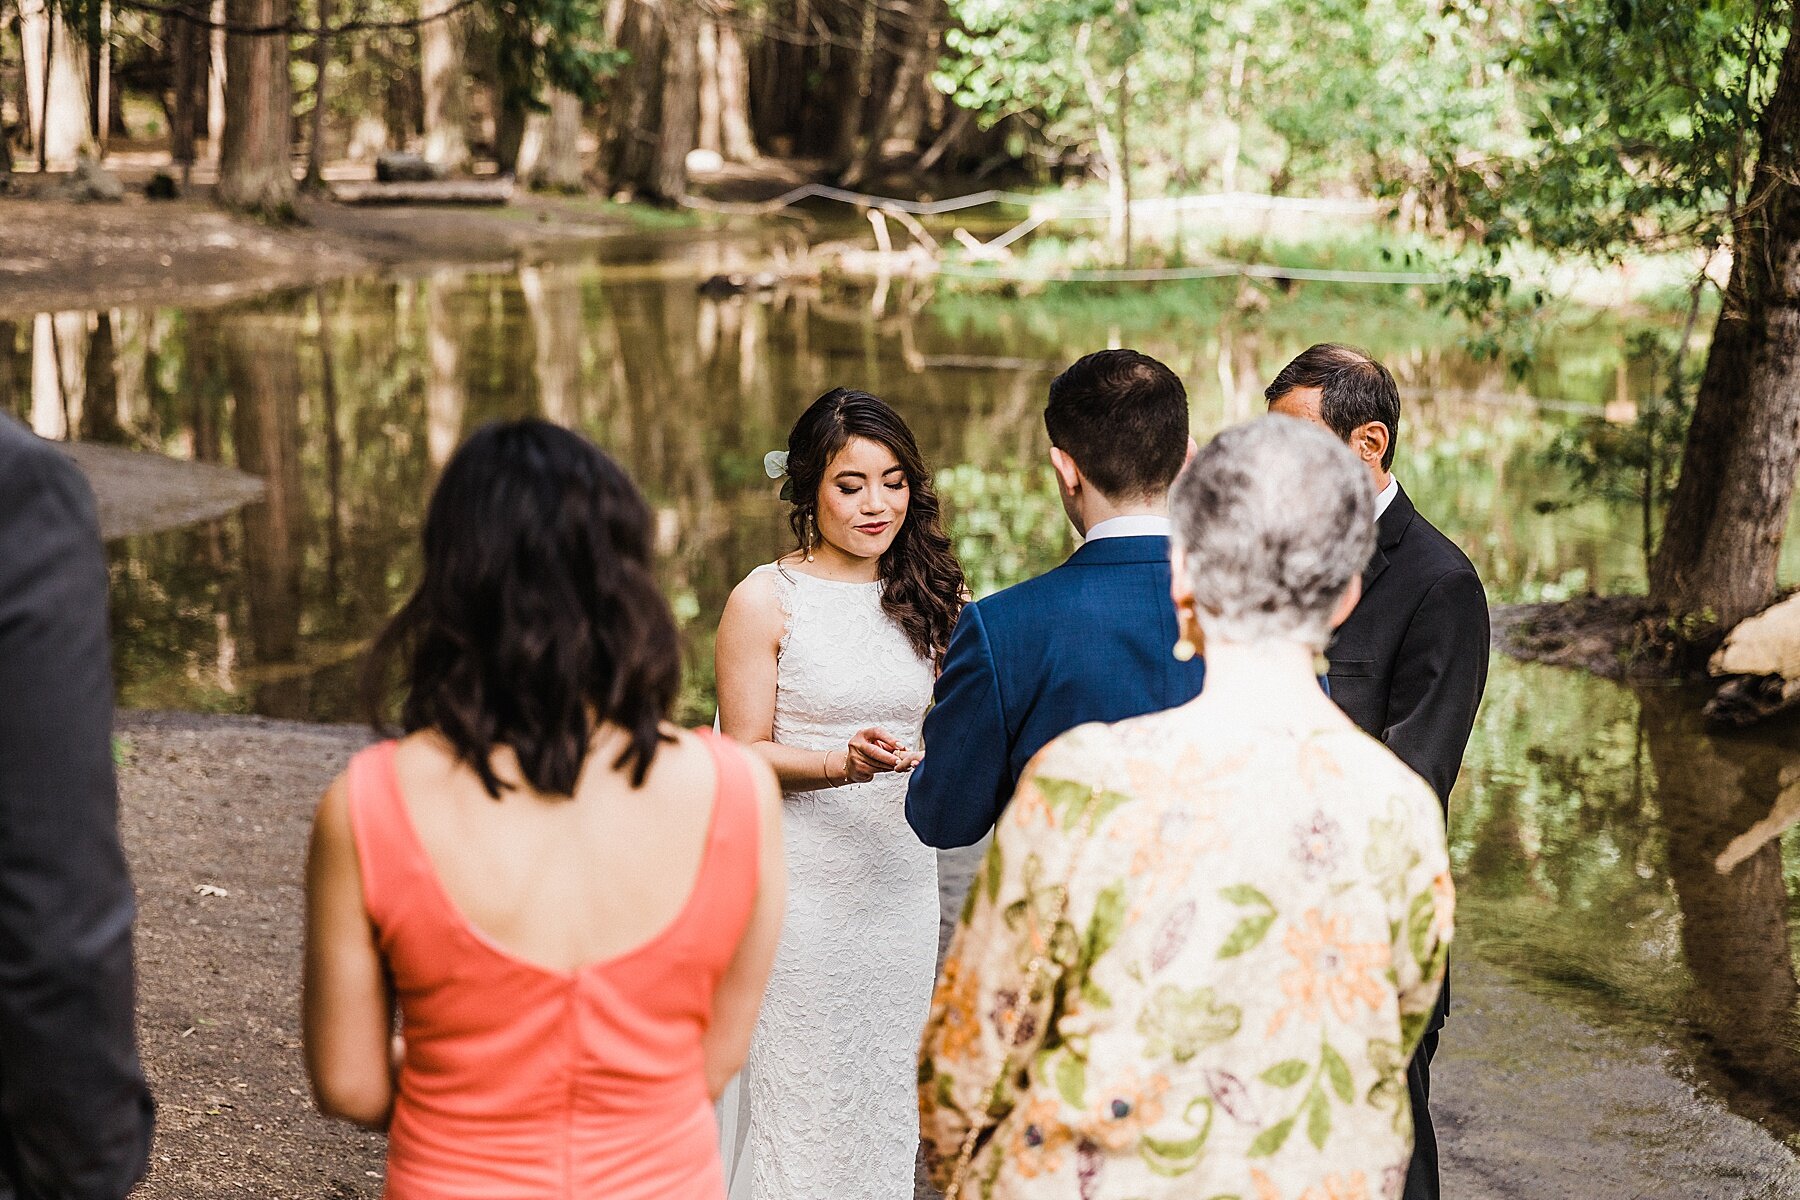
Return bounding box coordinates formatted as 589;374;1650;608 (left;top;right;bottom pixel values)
1374;477;1399;521
1083;514;1173;542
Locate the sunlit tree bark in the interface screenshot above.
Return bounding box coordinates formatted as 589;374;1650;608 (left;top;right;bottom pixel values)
217;0;295;217
1648;1;1800;636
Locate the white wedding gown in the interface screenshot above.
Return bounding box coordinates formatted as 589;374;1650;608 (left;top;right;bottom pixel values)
719;564;940;1200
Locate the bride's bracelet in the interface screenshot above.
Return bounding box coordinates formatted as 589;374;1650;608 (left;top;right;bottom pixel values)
822;748;839;788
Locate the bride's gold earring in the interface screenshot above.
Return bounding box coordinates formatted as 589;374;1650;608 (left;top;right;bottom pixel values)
805;512;817;562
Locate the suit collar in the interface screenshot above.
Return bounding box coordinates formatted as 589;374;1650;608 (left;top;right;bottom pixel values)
1363;482;1416;592
1378;482;1416;550
1067;534;1170;567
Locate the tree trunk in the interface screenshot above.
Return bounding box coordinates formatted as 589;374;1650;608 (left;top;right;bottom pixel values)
495;89;529;176
420;0;469;172
169;4;205;180
21;0;93;171
206;0;226;160
843;0;932;186
89;1;111;153
715;15;757;162
1649;3;1800;636
302;0;331;190
650;0;698;203
218;0;295;217
696;17;720;155
833;0;877;171
529;89;585;191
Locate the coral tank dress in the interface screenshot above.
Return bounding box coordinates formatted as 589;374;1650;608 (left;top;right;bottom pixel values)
345;732;760;1199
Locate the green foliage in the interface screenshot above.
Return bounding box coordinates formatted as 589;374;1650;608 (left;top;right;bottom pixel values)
486;0;626;111
1456;0;1784;261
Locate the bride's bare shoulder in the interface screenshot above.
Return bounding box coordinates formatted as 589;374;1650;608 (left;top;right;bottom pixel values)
720;566;787;649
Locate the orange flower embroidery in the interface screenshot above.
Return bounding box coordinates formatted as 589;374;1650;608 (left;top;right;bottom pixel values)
1299;1171;1371;1200
1081;1069;1171;1151
1251;1168;1283;1200
1004;1095;1072;1178
1267;909;1392;1035
1430;870;1456;940
930;953;983;1062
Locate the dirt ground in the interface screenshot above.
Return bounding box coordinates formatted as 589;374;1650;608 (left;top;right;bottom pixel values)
117;710;1800;1200
0;188;650;320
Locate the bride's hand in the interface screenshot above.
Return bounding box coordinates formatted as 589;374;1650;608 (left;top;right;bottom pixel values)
847;727;908;778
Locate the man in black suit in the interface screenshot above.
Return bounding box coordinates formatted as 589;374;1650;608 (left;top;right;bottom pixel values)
1266;345;1488;1200
0;414;154;1199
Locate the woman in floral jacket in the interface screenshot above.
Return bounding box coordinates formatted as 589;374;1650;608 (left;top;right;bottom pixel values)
919;415;1453;1200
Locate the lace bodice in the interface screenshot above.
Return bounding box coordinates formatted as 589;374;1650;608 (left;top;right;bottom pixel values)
721;563;940;1200
760;564;934;772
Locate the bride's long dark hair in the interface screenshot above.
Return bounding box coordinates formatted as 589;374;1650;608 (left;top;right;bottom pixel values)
783;389;966;664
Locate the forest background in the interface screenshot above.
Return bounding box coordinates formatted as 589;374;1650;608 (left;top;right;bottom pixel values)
2;0;1797;659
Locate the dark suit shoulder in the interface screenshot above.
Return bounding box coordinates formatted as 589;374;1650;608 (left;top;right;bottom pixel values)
0;417;84;507
1395;507;1484;595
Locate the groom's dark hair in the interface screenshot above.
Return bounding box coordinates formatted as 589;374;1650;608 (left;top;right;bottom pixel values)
1044;349;1189;500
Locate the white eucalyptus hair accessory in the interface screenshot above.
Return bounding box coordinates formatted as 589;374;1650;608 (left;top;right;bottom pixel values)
764;449;796;501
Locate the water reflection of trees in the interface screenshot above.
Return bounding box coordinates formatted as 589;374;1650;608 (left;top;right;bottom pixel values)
1457;659;1800;1135
0;264;1778;715
1635;685;1800;1121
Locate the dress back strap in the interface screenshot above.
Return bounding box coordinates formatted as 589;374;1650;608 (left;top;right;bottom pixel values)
693;729;762;938
344;739;410;932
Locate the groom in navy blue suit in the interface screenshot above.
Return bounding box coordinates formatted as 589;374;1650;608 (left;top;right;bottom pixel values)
906;350;1203;848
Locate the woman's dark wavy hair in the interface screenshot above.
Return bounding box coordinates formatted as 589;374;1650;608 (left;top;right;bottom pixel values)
783;389;966;663
363;419;681;798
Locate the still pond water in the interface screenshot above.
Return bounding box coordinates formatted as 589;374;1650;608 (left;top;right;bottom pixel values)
3;231;1798;1147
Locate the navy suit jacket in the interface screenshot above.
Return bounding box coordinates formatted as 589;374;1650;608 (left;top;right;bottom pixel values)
906;535;1205;849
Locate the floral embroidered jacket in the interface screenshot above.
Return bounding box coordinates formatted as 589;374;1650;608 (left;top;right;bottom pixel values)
919;710;1453;1200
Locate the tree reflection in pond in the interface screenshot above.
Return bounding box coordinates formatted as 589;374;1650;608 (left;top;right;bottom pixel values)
1456;658;1800;1140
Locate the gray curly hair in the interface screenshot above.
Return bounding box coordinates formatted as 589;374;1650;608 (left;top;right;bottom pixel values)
1169;414;1375;649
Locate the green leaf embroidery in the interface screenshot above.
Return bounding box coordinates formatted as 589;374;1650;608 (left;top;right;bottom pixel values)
984;839;1005;903
1321;1041;1354;1104
1035;775;1130;830
1217;913;1277;959
1136;984;1242;1062
1085;883;1128;965
1246;1116;1295;1157
1139;1097;1215;1177
1408;891;1435;967
1260;1059;1308;1088
1054;1052;1087;1107
1306;1087;1332;1149
1220;883;1274;909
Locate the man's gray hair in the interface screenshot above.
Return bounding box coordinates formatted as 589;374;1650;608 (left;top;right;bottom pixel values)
1170;414;1375;648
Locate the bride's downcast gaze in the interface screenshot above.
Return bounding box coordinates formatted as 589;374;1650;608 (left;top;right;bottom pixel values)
715;389;967;1199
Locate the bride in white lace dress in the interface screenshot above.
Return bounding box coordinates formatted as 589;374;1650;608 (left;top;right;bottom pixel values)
715;389;967;1200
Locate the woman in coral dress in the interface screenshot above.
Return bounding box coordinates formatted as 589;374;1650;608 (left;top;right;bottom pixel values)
303;419;785;1199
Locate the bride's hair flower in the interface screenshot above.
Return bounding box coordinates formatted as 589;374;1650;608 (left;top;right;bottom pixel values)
764;450;794;500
